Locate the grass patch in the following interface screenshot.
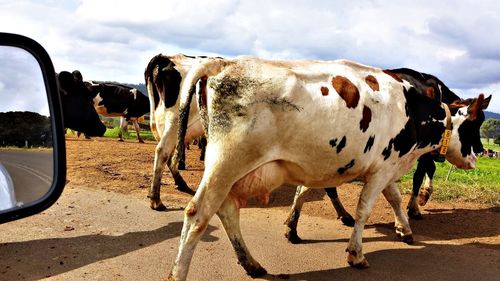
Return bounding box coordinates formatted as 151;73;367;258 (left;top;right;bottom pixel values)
399;157;500;206
482;139;499;150
104;127;156;142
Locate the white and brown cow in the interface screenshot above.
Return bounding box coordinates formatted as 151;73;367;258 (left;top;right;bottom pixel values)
168;56;490;280
144;54;215;207
284;68;466;243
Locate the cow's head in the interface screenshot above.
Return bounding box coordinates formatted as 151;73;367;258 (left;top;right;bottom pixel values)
446;94;491;169
57;70;106;136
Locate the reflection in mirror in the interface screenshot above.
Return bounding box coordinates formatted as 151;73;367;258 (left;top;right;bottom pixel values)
0;46;53;211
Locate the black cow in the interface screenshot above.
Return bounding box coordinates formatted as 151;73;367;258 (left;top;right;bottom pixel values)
57;71;106;137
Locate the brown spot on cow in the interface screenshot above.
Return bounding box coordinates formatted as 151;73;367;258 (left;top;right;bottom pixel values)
425;87;435;100
360;105;372;132
332;76;360;108
185;200;197;216
365;75;379;91
321;86;329;96
383;70;403;82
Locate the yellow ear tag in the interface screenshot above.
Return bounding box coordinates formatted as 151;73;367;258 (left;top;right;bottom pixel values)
436;103;452;163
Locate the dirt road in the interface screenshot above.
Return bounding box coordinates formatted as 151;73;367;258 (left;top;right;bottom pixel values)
0;138;498;280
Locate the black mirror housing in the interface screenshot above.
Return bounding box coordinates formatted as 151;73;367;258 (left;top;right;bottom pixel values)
0;33;66;223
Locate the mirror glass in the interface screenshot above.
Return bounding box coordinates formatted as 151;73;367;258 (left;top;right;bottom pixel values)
0;46;53;212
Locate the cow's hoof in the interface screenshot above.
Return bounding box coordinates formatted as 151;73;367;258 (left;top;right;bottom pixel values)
346;250;370;269
285;230;303;244
396;230;414;244
341;216;355;227
138;139;145;144
348;258;370;269
407;209;423;220
418;188;432;206
150;200;167;211
247;266;267;278
400;234;414;245
118;139;124;142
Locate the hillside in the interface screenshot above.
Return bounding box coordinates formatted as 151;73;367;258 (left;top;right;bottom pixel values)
485;111;500;120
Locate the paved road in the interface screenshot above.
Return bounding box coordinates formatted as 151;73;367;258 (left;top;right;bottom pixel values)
0;185;498;281
0;150;53;204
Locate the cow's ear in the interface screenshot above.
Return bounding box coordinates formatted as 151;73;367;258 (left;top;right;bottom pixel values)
72;70;83;82
481;94;492;110
467;94;486;121
58;71;75;91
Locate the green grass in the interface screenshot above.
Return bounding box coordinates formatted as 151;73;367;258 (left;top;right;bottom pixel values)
482;138;499;150
104;127;156;142
399;157;499;206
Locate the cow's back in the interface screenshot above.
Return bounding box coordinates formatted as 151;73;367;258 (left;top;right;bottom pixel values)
204;58;411;186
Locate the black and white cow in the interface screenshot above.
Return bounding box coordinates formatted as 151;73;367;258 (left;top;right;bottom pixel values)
284;68;465;243
79;73;150;143
168;56;490;280
57;71;106;137
144;54;215;209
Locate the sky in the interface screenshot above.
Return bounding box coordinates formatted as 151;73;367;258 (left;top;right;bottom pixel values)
0;0;499;113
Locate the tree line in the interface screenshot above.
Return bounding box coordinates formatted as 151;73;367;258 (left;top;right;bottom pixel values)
0;111;52;148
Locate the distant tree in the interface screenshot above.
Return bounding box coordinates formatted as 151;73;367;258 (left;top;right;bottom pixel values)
0;111;52;147
480;118;500;144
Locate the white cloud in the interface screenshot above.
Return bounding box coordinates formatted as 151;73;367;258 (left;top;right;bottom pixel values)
0;0;499;113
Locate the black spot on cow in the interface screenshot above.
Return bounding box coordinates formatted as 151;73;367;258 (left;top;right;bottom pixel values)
330;136;346;153
338;159;355;174
364;135;375;153
403;87;446;149
392;120;417;157
382;140;393;160
329;138;337;147
337;136;347;153
383;86;450;161
457;112;485;156
144;54;181;109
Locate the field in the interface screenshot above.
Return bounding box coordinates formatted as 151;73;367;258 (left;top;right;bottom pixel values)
62;136;500;253
103;127;500;206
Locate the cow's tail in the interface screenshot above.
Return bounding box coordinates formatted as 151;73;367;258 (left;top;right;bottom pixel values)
171;58;229;172
145;55;166;141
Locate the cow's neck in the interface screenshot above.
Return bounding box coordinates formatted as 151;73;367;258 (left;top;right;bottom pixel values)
404;87;448;155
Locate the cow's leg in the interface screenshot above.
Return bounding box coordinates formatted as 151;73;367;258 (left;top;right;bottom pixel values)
346;179;388;269
198;136;207;161
169;156;258;280
325;187;355;227
407;158;427;219
284;185;312;244
167;154;193;195
131;118;144;143
118;117;127;142
418;161;435;206
148;139;169;210
382;183;413;244
217;197;267;277
177;147;186;170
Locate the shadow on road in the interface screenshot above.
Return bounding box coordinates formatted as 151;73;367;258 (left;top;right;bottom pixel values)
0;222;219;280
260;242;499;281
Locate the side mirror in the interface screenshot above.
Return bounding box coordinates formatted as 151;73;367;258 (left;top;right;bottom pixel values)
0;33;66;223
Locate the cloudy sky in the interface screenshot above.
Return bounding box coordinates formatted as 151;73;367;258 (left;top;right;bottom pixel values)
0;0;499;113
